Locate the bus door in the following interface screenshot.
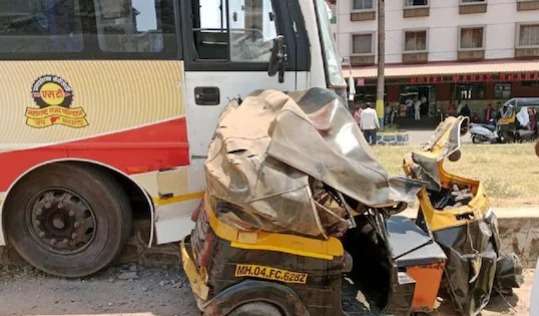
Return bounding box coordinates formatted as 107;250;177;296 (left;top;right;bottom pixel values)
180;0;311;176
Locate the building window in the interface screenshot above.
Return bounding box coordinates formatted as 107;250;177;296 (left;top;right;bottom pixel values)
0;0;84;53
353;0;374;10
459;27;485;50
517;0;539;12
352;33;374;55
404;30;427;52
518;23;539;48
405;0;428;7
495;83;512;99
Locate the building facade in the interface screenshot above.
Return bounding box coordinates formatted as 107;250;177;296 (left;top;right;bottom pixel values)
335;0;539;125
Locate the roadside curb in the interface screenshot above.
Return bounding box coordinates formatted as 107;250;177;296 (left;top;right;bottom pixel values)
376;132;409;145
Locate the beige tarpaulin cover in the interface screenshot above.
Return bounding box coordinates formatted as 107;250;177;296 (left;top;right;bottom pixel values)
205;88;422;238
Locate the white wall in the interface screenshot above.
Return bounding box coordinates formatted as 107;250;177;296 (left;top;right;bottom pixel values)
336;0;539;64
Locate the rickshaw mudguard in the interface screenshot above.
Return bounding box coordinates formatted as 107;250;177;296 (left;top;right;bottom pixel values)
181;238;209;304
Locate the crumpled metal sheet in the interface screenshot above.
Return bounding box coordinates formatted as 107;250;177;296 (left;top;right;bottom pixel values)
205;88;422;238
411;116;467;190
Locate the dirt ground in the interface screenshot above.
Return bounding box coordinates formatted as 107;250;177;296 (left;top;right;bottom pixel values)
0;262;534;316
0;263;198;316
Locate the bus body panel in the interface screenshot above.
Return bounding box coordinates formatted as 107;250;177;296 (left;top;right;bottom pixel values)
0;0;336;248
0;60;189;245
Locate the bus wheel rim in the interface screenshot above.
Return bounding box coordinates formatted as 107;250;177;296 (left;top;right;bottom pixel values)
26;188;97;255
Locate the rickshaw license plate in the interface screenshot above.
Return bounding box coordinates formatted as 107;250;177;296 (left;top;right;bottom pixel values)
234;264;308;284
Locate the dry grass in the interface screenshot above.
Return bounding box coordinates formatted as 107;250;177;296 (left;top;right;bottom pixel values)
372;143;539;208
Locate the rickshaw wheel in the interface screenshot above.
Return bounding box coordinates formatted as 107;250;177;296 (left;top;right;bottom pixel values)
228;302;283;316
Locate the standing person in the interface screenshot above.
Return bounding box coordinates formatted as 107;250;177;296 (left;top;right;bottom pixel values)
414;97;422;121
471;112;481;123
390;105;398;126
384;104;392;126
484;103;495;123
360;104;380;145
457;101;465;116
458;103;471;120
405;98;414;119
420;96;428;117
353;105;363;128
528;107;537;134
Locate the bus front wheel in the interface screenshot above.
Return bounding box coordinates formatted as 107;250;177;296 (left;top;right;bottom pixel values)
5;163;132;278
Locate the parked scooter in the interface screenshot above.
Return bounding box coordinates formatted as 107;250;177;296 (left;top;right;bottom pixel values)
470;119;499;144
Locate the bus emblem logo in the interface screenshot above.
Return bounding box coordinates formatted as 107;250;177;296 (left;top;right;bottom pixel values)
25;75;89;128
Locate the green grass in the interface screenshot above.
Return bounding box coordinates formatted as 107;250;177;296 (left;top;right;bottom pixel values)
372;143;539;207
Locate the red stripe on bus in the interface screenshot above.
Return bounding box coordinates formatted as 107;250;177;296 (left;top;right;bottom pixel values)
0;117;189;191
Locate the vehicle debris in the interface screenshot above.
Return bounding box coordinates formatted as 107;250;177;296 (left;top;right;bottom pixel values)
404;116;523;316
182;89;522;316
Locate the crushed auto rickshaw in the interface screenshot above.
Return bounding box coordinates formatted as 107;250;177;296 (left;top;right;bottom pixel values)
403;116;523;315
181;88;522;316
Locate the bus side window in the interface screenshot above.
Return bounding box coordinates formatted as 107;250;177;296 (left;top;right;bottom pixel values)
192;0;277;63
0;0;84;53
228;0;277;63
94;0;174;54
192;0;228;60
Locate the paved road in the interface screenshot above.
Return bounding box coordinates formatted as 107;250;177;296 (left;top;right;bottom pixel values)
0;262;533;316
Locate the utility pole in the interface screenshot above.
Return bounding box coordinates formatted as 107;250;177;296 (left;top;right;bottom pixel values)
376;0;385;128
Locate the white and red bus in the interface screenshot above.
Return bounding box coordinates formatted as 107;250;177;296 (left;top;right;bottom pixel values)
0;0;345;277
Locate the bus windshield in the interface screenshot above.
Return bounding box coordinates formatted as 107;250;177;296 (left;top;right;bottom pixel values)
314;0;346;89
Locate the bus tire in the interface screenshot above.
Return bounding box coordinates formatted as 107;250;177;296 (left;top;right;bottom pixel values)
5;163;132;278
228;302;284;316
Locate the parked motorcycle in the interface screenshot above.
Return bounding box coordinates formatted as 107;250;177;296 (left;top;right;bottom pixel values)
470;120;499;144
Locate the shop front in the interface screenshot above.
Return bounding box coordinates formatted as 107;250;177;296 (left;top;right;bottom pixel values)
346;60;539;128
